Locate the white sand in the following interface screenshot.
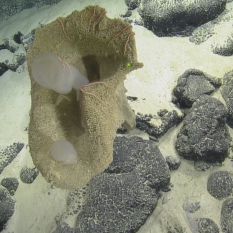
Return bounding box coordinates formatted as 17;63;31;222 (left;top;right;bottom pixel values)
0;0;233;232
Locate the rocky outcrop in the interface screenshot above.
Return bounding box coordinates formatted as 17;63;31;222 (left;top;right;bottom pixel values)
221;70;233;127
0;0;62;20
138;0;227;36
175;95;230;162
54;136;170;233
207;171;233;200
173;69;221;108
136;109;183;138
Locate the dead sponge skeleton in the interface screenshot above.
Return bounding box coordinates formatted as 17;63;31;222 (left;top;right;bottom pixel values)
27;5;143;189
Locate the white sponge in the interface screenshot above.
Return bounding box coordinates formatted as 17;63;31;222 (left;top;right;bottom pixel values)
51;140;77;165
31;52;89;95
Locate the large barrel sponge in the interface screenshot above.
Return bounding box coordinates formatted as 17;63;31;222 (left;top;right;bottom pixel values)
26;5;143;189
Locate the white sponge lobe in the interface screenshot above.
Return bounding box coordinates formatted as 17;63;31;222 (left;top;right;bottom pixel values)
31;52;89;94
51;140;77;165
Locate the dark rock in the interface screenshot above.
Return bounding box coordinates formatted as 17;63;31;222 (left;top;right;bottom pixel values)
125;0;141;10
183;200;200;213
189;7;233;56
0;34;28;75
20;166;39;184
0;47;27;75
166;223;183;233
157;109;168;117
55;185;90;232
136;110;183;138
221;70;233;128
134;18;144;26
138;0;226;37
56;223;74;233
148;136;159;142
127;96;138;101
210;10;233;56
0;0;62;20
3;39;19;53
76;173;158;233
194;160;222;171
173;69;221;108
8;48;26;71
212;35;233;56
13;31;23;44
161;183;172;192
189;8;231;45
66;187;89;213
0;143;24;174
189;23;215;45
0;43;7;50
166;156;181;171
207;171;233;200
194;160;211;171
175;95;230;162
20;30;35;52
75;136;170;233
220;198;233;233
116;125;128;134
107;136;144;174
0;62;8;76
108;137;170;189
1;177;19;196
121;10;132;18
0;187;15;231
123;16;143;26
195;218;219;233
0;38;27;75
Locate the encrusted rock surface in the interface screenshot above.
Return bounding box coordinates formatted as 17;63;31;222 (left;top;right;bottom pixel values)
136;109;183;138
221;198;233;233
0;0;62;20
195;218;220;233
207;171;233;200
20;166;39;184
0;143;24;174
221;70;233;128
1;177;19;196
138;0;226;36
52;136;170;232
75;136;170;233
173;69;221;108
175;95;230;162
0;187;15;231
189;3;233;56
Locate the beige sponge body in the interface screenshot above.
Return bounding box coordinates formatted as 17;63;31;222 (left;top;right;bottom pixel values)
27;5;143;189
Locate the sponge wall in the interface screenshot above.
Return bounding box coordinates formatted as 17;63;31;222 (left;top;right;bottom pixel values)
26;5;143;189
